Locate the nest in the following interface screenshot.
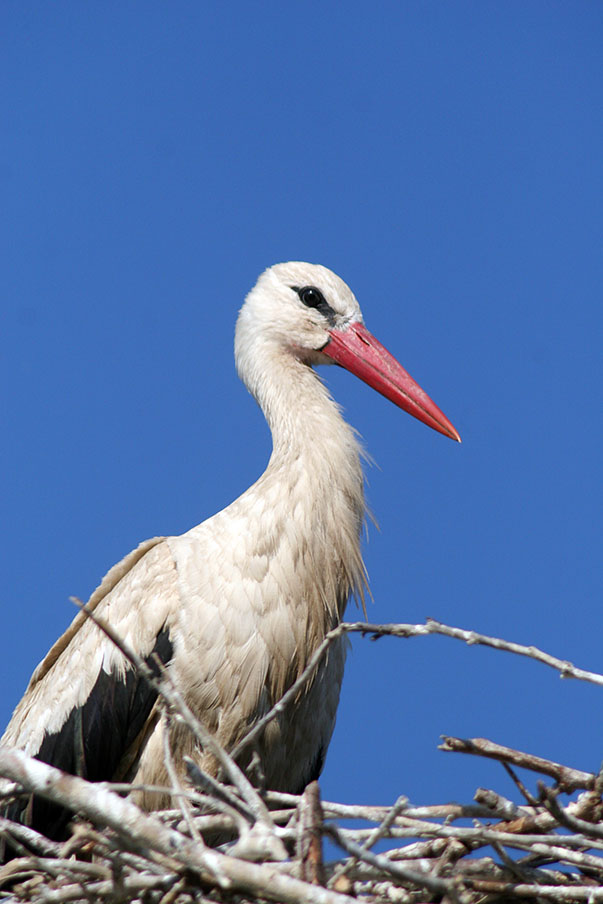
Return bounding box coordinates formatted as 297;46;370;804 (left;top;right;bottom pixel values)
1;619;602;904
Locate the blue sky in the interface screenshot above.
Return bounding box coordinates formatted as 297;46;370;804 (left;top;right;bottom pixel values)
2;3;601;817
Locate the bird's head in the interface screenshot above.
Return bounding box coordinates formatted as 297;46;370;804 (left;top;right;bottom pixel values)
236;261;460;442
237;261;361;362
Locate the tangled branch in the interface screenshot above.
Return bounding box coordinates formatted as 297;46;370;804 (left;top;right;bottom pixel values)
1;619;602;903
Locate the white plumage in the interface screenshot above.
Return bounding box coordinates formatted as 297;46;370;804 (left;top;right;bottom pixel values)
1;262;459;847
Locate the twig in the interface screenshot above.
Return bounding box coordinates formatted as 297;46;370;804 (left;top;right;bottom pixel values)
325;822;456;898
183;756;254;824
439;736;596;792
502;761;542;808
0;816;63;859
160;711;205;847
296;782;325;885
329;795;408;887
473;787;530;821
540;783;603;840
342;619;603;686
464;882;603;901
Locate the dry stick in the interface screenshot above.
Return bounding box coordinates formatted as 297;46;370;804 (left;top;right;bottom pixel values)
269;789;602;844
387;838;451;863
439;736;596;792
0;815;63;859
272;790;580;862
106;780;208;802
343;619;603;686
343;829;603;883
502;761;542;807
107;778;251;837
296;782;325;886
353;795;409;850
156;876;188;904
540;784;603;841
183;756;255;824
113;785;247;838
1;856;72;897
15;740;599;898
160;711;205;848
84;824;173;877
266;791;495;824
23;873;175;904
463;882;603;902
0;748;357;904
325;823;455;898
334;814;603;855
183;757;289;863
465;835;603;874
453;855;567;882
473;787;531;821
12;857;111;882
328;795;408;888
489;839;544;885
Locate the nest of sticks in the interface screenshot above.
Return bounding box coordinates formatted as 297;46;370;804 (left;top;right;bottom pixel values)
1;618;602;904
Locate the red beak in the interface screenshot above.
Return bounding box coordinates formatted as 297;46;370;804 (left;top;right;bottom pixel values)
322;322;461;442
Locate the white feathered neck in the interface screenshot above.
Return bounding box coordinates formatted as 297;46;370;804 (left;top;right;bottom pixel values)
234;312;368;623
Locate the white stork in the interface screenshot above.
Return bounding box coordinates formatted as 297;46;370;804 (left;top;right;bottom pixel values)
1;262;459;851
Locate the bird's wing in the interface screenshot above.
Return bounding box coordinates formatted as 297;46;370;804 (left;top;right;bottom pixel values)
1;536;178;845
26;536;164;689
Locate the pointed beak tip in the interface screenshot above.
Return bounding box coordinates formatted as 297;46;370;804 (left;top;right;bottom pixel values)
437;423;461;443
325;322;462;446
440;417;462;443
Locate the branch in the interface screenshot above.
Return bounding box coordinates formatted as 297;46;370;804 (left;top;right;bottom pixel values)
341;619;603;686
439;736;596;792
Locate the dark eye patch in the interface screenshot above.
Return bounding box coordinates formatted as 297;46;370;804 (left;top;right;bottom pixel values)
290;286;336;326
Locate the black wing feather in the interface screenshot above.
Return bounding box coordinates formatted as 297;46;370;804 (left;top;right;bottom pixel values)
1;628;172;858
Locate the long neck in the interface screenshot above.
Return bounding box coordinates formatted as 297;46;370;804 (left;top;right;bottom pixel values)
241;343;368;621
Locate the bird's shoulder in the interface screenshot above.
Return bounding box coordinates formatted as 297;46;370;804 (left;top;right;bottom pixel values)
2;537;178;754
28;536;170;689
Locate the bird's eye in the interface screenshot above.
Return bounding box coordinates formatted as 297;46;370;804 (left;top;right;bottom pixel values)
290;285;336;326
297;286;327;308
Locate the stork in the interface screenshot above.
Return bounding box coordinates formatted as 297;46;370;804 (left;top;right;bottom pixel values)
1;262;459;853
